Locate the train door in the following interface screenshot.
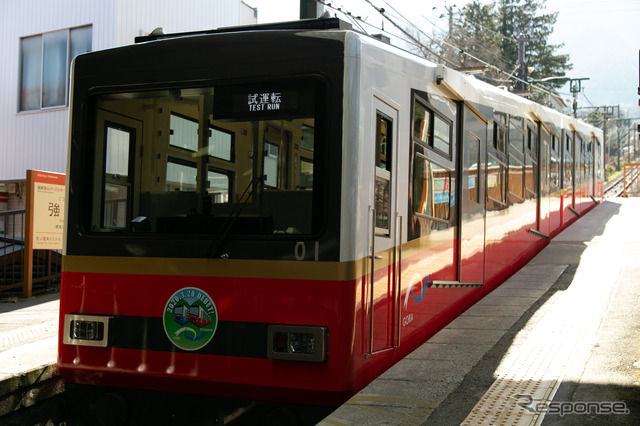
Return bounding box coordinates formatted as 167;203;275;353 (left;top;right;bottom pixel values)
525;121;541;235
458;106;486;284
574;134;583;213
562;129;577;223
538;124;551;238
547;131;562;236
368;96;399;355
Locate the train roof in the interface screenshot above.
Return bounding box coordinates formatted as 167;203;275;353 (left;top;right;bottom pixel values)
134;17;353;43
467;73;601;138
132;17;601;139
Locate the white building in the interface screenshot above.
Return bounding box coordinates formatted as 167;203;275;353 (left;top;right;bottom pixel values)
0;0;257;211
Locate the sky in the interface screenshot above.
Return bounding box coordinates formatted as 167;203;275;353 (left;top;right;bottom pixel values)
246;0;640;115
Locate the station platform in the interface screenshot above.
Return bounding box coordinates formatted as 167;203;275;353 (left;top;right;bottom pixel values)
322;198;640;425
1;198;639;425
0;290;60;418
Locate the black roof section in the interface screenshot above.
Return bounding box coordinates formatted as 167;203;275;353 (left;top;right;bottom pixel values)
135;17;353;43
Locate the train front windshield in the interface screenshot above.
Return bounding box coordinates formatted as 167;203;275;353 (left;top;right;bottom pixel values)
86;78;325;240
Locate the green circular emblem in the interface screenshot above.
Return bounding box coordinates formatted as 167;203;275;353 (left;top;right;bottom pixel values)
163;287;218;351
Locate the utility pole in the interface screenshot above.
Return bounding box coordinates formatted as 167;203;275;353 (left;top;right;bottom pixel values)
578;105;626;173
600;105;621;171
445;3;455;38
515;33;528;92
616;106;621;170
603;111;608;170
602;105;621;171
569;78;589;118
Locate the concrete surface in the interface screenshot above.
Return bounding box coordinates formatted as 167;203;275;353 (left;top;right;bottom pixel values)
0;291;60;417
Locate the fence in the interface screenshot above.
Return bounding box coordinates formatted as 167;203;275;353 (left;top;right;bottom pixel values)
623;163;640;197
0;209;61;296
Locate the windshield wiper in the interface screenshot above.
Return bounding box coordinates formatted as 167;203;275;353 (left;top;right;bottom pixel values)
206;175;264;258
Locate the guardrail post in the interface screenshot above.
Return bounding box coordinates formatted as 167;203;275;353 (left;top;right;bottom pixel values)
23;171;35;298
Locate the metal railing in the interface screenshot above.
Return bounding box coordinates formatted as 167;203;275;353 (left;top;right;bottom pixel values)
623;163;640;197
1;209;61;296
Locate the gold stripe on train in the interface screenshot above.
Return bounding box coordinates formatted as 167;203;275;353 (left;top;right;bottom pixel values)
62;255;366;281
62;234;450;282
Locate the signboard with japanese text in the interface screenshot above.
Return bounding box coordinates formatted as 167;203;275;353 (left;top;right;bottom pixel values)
30;171;66;250
212;80;318;121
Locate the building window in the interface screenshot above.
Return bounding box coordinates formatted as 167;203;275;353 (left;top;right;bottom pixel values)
19;26;92;111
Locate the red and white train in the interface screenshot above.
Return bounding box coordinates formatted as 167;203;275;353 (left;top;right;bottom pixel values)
58;18;603;424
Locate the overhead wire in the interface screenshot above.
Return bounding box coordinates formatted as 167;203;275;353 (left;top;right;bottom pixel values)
318;0;462;67
365;0;511;81
447;4;522;69
315;0;563;100
417;11;510;68
364;0;470;67
414;1;519;69
381;1;539;90
377;0;464;67
378;0;465;66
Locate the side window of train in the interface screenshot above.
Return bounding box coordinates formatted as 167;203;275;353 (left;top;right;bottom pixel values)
578;135;587;181
493;123;506;153
509;117;525;154
550;134;561;192
466;133;480;204
487;153;506;210
409;94;454;240
564;133;573;190
412;96;452;158
375;111;392;235
412;153;451;222
524;124;538;199
507;117;525;204
487;115;507;211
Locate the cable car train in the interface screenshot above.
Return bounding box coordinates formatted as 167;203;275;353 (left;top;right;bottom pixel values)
58;18;603;424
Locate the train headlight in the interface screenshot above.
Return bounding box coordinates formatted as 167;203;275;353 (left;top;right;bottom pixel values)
63;314;112;347
267;325;328;362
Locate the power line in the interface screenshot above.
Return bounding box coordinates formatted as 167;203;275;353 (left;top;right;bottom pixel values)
319;0;463;67
316;0;563;100
411;6;513;69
